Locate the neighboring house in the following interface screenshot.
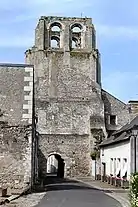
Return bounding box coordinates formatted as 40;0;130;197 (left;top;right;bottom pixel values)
100;115;138;187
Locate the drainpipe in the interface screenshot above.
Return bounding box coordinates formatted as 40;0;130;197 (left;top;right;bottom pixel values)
132;127;138;173
95;160;96;180
134;135;136;173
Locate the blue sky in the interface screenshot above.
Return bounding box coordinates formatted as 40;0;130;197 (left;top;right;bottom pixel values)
0;0;138;103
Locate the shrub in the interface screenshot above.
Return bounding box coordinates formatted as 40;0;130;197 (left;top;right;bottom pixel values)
130;172;138;207
90;151;100;160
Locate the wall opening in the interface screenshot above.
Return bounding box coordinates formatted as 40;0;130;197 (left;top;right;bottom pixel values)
116;158;121;177
109;115;116;125
72;40;76;48
47;154;65;178
51;36;60;48
71;37;81;49
49;22;62;48
51;25;60;32
122;158;127;179
72;26;82;33
71;23;82;49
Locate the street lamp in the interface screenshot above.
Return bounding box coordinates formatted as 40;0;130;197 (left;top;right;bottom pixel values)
132;126;138;173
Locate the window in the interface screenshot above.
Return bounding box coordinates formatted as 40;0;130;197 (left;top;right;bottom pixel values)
72;39;77;48
72;26;81;33
71;36;81;49
70;23;83;49
50;22;62;31
51;26;60;32
116;158;121;177
109;115;116;125
49;22;62;48
110;158;113;176
122;158;127;179
51;36;60;48
114;158;116;176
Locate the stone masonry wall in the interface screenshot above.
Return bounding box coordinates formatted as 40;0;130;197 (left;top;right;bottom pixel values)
0;64;34;125
37;101;90;135
102;89;130;130
25;16;106;177
0;125;32;191
0;64;34;191
38;134;91;177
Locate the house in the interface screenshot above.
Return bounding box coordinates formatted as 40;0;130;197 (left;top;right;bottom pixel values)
100;115;138;188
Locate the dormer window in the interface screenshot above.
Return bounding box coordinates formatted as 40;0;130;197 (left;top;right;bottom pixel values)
109;115;117;125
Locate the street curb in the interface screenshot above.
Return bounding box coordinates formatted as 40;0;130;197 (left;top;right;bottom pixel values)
73;178;130;207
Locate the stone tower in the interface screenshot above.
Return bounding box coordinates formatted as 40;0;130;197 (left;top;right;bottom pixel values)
25;16;105;177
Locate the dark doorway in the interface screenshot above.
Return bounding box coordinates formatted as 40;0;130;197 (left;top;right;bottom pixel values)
55;154;65;178
102;162;106;182
47;154;65;178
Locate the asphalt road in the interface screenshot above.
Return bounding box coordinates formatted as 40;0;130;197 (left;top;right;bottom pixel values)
36;177;121;207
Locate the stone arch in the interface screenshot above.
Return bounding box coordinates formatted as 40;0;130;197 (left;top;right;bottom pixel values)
70;23;84;49
70;22;86;49
48;21;64;48
47;152;65;178
48;21;63;30
70;22;83;32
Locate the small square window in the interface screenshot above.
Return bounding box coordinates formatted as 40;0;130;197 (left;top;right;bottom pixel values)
110;115;116;125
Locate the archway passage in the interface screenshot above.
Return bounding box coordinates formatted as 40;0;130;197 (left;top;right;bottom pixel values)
47;154;65;178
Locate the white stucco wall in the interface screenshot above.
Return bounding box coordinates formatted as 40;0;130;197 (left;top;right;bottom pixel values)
100;140;130;180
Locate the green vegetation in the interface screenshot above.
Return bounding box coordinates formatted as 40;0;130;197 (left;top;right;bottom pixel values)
90;150;100;160
130;172;138;207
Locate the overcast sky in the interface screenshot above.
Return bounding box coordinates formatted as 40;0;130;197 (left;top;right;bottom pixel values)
0;0;138;103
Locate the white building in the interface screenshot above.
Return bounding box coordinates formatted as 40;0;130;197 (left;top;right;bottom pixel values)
100;116;138;187
47;155;58;174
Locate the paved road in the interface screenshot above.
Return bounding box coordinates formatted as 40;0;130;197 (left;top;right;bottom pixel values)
36;177;121;207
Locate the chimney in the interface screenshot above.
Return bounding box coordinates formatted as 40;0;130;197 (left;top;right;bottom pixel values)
128;100;138;116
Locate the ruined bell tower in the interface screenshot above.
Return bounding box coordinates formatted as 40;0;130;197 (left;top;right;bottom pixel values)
25;16;105;177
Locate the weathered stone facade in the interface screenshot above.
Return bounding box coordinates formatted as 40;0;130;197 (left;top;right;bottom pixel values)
38;134;90;177
0;124;32;191
102;90;130;132
0;16;134;185
25;16;103;177
25;16;130;178
0;64;34;191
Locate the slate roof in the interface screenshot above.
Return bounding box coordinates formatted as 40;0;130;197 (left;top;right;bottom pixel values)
99;115;138;147
113;115;138;136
